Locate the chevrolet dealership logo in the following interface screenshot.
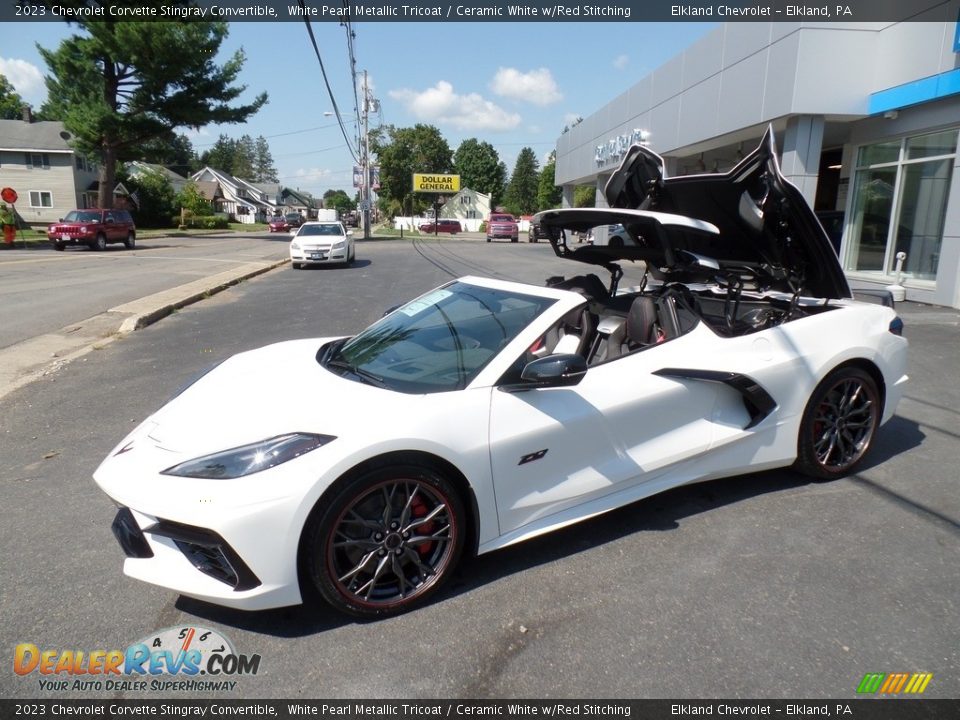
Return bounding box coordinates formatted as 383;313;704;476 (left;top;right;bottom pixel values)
856;672;933;694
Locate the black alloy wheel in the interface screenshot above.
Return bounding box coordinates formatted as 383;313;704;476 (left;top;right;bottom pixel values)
796;367;880;479
305;465;465;618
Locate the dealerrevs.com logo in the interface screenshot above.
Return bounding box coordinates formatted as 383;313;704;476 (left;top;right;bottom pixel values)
14;626;261;692
856;672;934;695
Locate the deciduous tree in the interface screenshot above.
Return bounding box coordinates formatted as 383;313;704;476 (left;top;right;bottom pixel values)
454;138;505;207
537;151;562;211
370;124;452;216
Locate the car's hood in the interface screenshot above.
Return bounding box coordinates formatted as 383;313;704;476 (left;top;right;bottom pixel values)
536;126;851;299
139;339;387;458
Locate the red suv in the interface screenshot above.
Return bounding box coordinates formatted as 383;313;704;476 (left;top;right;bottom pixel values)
48;209;136;251
419;219;462;234
486;213;519;243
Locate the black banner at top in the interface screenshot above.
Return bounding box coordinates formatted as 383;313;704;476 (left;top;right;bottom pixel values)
4;0;960;23
1;699;960;719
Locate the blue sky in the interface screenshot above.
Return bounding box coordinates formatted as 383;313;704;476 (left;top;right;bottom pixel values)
2;21;716;197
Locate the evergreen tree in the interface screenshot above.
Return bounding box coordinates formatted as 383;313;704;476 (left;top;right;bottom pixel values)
232;134;256;180
504;147;540;216
253;136;278;182
200;135;237;174
0;74;27;120
38;18;266;208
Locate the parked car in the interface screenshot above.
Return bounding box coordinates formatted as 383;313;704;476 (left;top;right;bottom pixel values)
289;221;354;268
285;212;305;228
93;128;907;619
419;219;462;234
528;220;550;243
268;217;290;233
486;213;519;242
48;209;136;251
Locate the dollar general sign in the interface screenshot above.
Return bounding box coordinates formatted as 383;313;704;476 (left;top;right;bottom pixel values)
413;173;460;193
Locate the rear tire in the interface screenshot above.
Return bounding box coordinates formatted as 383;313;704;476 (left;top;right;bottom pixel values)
795;366;880;480
124;232;135;250
302;464;466;618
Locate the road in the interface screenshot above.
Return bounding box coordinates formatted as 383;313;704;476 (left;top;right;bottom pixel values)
1;238;957;700
0;234;290;350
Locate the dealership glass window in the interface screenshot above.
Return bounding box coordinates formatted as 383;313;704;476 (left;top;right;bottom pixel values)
29;191;53;208
845;129;957;281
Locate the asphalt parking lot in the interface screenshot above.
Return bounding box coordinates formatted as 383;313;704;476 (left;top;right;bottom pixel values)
1;237;957;700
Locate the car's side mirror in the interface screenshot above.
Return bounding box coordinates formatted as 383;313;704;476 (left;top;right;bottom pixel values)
347;231;353;237
501;354;587;392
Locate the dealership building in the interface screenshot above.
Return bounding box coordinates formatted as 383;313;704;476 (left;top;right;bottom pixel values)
555;15;960;308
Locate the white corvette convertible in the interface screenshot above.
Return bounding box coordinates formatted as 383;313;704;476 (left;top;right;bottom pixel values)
95;130;908;618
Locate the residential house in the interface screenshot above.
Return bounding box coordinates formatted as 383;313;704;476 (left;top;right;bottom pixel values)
126;161;189;195
279;187;316;219
439;188;491;232
190;167;279;223
0;113;121;225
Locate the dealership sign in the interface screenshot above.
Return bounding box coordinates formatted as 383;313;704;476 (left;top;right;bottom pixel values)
596;128;650;166
413;173;460;193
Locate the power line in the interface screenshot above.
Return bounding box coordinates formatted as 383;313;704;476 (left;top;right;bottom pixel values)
299;0;360;165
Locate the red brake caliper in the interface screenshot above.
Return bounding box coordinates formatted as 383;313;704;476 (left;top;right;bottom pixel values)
411;495;435;556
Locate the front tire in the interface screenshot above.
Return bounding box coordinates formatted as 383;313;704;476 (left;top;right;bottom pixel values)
303;464;466;618
795;366;880;479
91;233;107;251
291;262;301;270
53;242;65;251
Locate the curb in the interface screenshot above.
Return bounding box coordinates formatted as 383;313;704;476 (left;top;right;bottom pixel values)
113;257;288;334
0;256;289;402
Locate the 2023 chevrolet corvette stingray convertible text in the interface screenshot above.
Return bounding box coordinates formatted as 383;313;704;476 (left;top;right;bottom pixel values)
95;129;908;618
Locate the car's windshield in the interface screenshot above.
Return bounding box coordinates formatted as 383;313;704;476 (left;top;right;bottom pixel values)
64;211;101;223
299;224;344;236
325;281;556;393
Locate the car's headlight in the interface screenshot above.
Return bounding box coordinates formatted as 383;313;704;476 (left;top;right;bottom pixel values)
161;433;334;479
291;241;300;250
332;240;345;249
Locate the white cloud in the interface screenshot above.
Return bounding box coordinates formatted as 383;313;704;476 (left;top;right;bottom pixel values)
293;167;333;185
389;81;521;132
490;67;562;106
0;57;45;103
613;54;629;71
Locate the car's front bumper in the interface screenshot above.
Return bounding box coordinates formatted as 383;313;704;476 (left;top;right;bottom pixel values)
94;433;328;611
107;503;303;611
290;250;348;265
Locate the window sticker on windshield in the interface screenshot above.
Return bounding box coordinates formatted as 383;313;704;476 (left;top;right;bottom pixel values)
400;288;453;316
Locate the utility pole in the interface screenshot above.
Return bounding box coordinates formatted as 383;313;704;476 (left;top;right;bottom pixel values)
361;70;372;240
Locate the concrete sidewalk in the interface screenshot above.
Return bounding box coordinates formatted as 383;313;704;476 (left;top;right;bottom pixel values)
0;256;288;401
